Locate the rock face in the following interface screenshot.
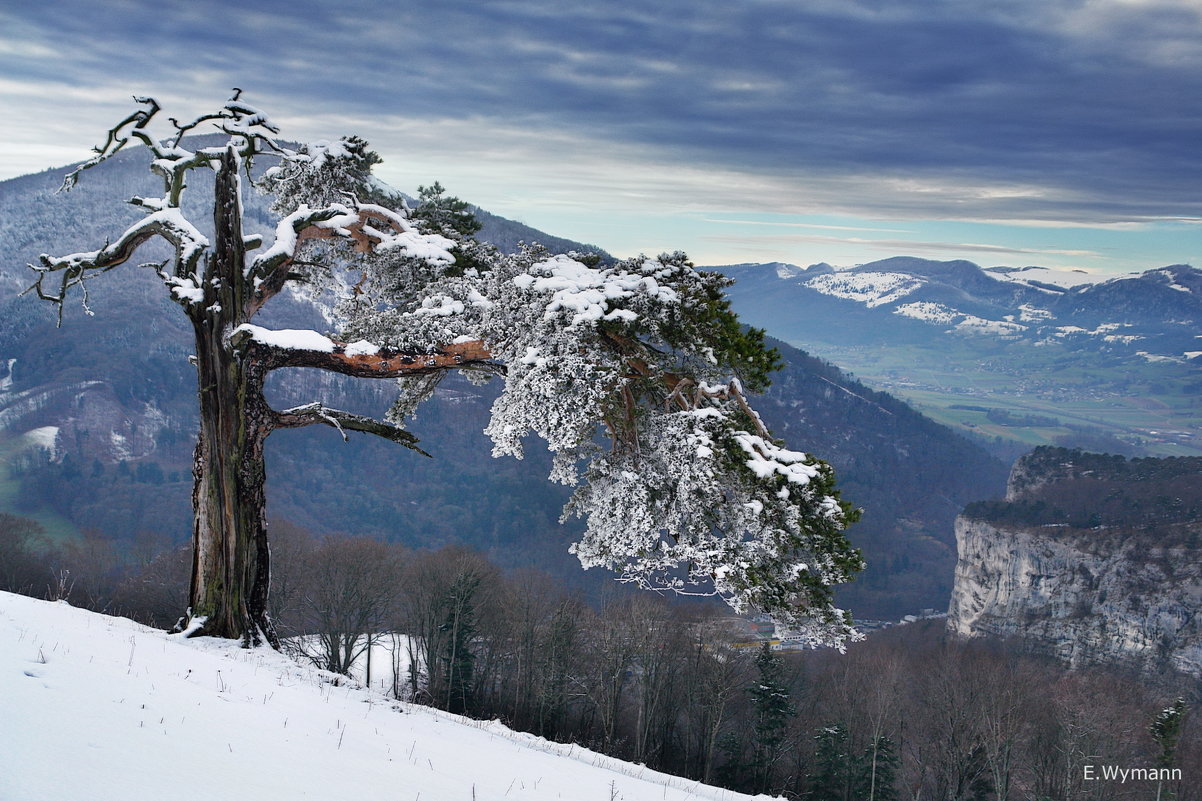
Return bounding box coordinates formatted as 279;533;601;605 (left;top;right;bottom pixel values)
948;447;1202;676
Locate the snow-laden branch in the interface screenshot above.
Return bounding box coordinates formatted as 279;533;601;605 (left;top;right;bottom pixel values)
244;202;456;316
249;202;454;274
24;208;210;322
60;92;289;206
231;324;496;378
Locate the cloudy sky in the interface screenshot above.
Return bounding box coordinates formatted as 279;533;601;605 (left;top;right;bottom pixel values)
3;0;1200;274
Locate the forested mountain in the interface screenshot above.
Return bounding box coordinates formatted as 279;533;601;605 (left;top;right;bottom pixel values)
0;147;1006;618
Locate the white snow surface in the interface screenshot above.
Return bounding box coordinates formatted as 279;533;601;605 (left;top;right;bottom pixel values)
0;592;769;801
234;324;336;352
803;271;921;308
1154;269;1192;293
983;266;1118;289
952;315;1025;337
22;426;59;457
513;254;680;328
892;301;962;324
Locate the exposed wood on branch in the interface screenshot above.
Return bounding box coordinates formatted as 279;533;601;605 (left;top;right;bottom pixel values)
242;335;497;379
294;206;406;254
602;330;771;438
246;206;410;316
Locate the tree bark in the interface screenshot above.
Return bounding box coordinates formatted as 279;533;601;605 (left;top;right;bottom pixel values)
186;316;276;645
175;148;497;646
179;147;278;645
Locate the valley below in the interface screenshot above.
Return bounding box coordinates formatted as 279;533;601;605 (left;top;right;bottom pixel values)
813;340;1202;457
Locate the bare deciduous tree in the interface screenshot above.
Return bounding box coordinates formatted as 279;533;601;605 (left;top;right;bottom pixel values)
294;537;403;676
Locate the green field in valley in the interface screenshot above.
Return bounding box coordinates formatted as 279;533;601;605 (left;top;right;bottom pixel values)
805;340;1202;457
0;431;80;543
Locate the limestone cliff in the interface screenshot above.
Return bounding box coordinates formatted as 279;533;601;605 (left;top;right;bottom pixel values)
948;447;1202;676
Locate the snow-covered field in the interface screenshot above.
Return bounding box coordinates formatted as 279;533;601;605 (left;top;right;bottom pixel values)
0;592;768;801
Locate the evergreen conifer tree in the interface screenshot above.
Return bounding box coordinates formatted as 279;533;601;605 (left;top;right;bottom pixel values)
438;571;481;714
27;93;862;646
748;642;793;793
808;723;854;801
854;735;900;801
1151;698;1187;801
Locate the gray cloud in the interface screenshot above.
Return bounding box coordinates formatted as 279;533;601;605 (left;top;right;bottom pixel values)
700;231;1102;259
3;0;1201;224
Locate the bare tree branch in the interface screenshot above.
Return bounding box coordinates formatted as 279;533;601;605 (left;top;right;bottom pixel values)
60;96;161;192
271;402;430;455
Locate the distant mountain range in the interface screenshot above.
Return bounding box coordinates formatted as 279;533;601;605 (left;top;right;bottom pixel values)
719;257;1202;360
711;258;1202;457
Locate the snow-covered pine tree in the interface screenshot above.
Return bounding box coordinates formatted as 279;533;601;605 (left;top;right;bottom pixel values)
1151;698;1187;801
25;93;862;648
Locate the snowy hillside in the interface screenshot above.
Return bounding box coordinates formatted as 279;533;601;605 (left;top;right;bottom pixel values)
0;592;768;801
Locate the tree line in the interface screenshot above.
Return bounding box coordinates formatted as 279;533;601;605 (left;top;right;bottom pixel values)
1;513;1197;800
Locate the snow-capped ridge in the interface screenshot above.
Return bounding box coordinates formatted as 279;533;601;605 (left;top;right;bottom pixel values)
712;257;1201;363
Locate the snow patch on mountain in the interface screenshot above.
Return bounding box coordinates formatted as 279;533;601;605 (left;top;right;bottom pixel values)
984;265;1115;289
1016;304;1054;322
1138;351;1181;363
1154;269;1193;293
109;430;132;460
805;271;921;308
19;426;59;459
893;301;961;324
954;316;1025;337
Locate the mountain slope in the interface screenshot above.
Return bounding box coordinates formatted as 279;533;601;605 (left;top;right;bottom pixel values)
0;591;763;801
718;257;1202;360
754;339;1007;615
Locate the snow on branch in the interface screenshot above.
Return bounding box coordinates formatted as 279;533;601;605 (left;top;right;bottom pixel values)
476;251;861;642
247;203;455;300
511;253;679;328
24;207;210;322
61;91;308;209
232;324;495;378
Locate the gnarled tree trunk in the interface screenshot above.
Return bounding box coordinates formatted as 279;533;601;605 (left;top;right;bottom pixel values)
181;148;277;645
